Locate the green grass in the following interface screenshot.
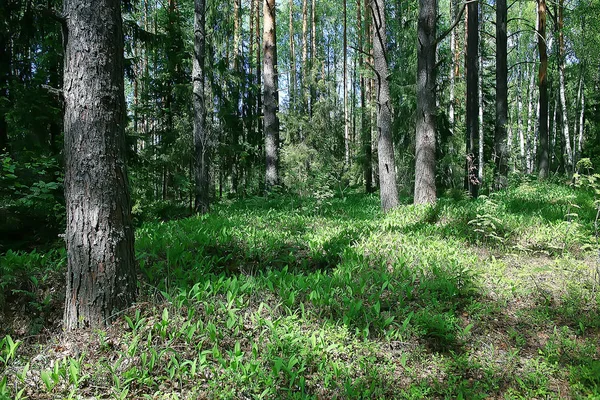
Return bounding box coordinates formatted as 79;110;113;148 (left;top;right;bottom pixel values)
1;180;599;399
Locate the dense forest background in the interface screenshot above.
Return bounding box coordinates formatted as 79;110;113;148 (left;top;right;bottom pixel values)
2;0;600;251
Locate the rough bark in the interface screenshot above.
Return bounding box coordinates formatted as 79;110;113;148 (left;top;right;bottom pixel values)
557;0;572;174
263;0;279;190
63;0;136;329
466;0;479;197
193;0;209;214
414;0;437;204
371;0;399;212
448;0;459;131
495;0;509;186
0;16;10;153
537;0;549;178
358;0;372;193
301;0;308;111
310;0;317;111
289;0;296;110
343;0;350;167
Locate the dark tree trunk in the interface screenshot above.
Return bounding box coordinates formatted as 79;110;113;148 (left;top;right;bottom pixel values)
193;0;209;213
466;0;479;197
371;0;399;212
495;0;509;187
0;18;10;153
414;0;437;204
263;0;279;190
537;0;549;178
63;0;136;329
358;0;373;193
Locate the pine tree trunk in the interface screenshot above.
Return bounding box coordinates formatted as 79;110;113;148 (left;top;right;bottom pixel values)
263;0;279;190
358;0;372;193
495;0;509;186
193;0;209;213
537;0;549;178
63;0;136;329
289;0;296;110
301;0;308;111
0;21;10;153
466;0;480;197
414;0;437;204
343;0;350;167
371;0;399;211
310;0;317;112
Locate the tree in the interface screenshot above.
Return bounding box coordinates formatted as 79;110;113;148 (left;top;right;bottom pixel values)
495;0;509;186
62;0;137;329
371;0;399;212
414;0;437;204
466;0;480;197
537;0;549;178
193;0;209;213
263;0;280;190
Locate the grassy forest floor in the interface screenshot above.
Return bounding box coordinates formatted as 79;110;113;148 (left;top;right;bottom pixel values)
1;179;600;399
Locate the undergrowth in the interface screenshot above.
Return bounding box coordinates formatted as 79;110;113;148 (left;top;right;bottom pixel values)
1;180;599;398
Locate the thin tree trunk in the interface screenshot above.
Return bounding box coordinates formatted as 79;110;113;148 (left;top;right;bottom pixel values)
466;0;480;197
301;0;308;111
495;0;509;186
478;26;484;184
0;19;10;153
263;0;280;189
525;61;535;172
63;0;136;329
537;0;549;178
448;0;458;131
359;0;373;193
310;0;317;111
343;0;350;167
577;72;585;157
414;0;437;204
289;0;296;110
371;0;399;211
557;0;572;174
193;0;209;213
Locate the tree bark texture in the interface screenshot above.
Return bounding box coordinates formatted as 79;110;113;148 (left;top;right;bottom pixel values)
358;0;373;193
557;0;572;174
414;0;437;204
371;0;399;212
193;0;209;214
466;0;479;197
495;0;509;186
263;0;279;190
537;0;549;178
62;0;136;329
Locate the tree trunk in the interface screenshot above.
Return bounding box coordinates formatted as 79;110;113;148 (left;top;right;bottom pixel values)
371;0;399;212
449;0;458;131
263;0;279;190
63;0;136;330
478;25;484;184
310;0;317;112
358;0;373;193
466;0;479;197
557;0;572;174
414;0;437;204
495;0;508;186
0;18;10;153
343;0;350;167
525;61;535;173
289;0;296;110
193;0;209;213
301;0;308;111
537;0;549;178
